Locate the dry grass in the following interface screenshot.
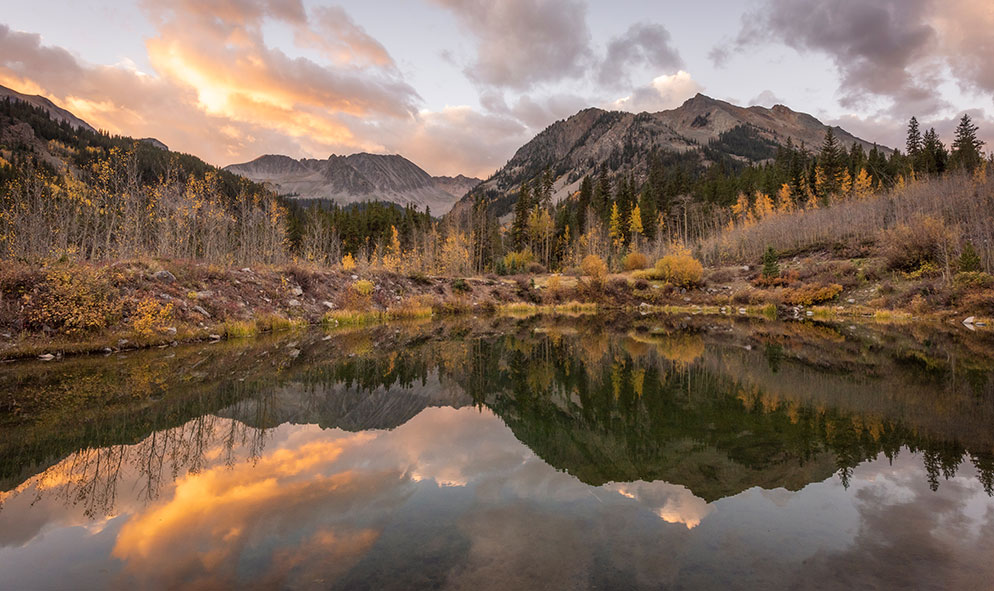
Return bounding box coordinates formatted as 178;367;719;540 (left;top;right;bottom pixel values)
699;174;994;271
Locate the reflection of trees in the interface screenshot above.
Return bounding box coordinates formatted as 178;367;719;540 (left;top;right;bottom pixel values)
11;414;269;518
5;318;994;516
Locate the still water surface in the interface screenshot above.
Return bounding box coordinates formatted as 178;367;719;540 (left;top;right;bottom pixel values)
2;315;994;589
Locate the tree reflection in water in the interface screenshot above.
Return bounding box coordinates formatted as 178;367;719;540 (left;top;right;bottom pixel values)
2;316;994;589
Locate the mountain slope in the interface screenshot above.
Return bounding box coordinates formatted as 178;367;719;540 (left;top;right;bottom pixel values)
226;153;480;214
0;84;96;133
458;93;891;216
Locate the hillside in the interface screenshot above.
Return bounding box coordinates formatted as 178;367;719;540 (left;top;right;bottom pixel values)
0;85;96;133
458;93;889;217
226;153;480;214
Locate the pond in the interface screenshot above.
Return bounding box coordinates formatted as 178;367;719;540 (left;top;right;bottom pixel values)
1;315;994;590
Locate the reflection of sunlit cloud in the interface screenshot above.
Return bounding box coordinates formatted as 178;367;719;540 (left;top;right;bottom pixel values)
605;481;713;529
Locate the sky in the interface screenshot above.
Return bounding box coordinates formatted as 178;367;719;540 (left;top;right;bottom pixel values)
0;0;992;177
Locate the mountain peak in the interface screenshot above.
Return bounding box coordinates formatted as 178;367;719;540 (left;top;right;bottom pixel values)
225;152;480;213
455;94;891;218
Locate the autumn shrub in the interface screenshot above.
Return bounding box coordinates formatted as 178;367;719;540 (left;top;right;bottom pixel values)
544;275;564;301
526;262;547;274
954;271;994;289
341;279;375;311
905;262;942;280
652;253;704;287
622;252;649;271
23;266;120;334
131;298;174;337
781;283;843;306
880;215;956;271
580;254;608;282
341;253;357;271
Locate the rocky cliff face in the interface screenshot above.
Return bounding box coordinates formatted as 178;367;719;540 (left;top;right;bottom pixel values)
456;93;890;216
225;153;481;214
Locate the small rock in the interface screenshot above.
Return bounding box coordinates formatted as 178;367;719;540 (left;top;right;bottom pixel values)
152;270;176;283
240;267;252;273
964;316;976;325
38;353;55;361
288;348;301;358
290;287;303;296
847;298;856;304
118;339;129;347
738;308;747;315
322;301;335;310
192;305;211;318
209;334;221;340
165;327;177;336
195;290;213;299
288;299;301;307
351;275;359;280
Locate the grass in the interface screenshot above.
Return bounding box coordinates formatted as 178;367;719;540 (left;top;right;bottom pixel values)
322;309;384;327
224;314;309;338
497;301;598;317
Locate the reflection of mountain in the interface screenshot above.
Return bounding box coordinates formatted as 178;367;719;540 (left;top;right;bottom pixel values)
219;373;471;431
2;317;994;503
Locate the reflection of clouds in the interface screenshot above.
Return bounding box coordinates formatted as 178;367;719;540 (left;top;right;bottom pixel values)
606;481;714;529
4;408;994;589
784;452;994;590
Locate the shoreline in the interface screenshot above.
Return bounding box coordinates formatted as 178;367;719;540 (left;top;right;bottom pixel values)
2;258;990;363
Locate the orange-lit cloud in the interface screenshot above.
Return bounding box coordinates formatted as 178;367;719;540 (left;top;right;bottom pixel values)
0;0;425;171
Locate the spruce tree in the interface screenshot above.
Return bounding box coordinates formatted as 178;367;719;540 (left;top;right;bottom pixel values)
817;128;845;196
958;242;982;273
906;116;923;169
921;128;947;175
762;246;780;280
950;114;985;173
511;180;532;251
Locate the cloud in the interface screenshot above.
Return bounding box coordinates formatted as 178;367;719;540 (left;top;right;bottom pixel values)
717;0;994;117
610;71;704;113
0;2;422;167
749;89;785;107
598;24;683;89
430;0;593;90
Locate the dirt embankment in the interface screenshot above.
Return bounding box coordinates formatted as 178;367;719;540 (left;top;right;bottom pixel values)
1;251;991;361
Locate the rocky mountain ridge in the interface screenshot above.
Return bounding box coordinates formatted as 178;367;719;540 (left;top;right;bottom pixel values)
457;93;891;215
225;153;481;214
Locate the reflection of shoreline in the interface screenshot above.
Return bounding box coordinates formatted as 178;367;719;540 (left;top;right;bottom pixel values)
2;317;994;512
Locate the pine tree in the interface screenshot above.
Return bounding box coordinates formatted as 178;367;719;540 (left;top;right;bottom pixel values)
511;180;532;250
950;114;985;173
577;175;592;234
762;246;780;279
958;242;982;272
922;128;948;175
906;116;923;169
817;128;845;197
